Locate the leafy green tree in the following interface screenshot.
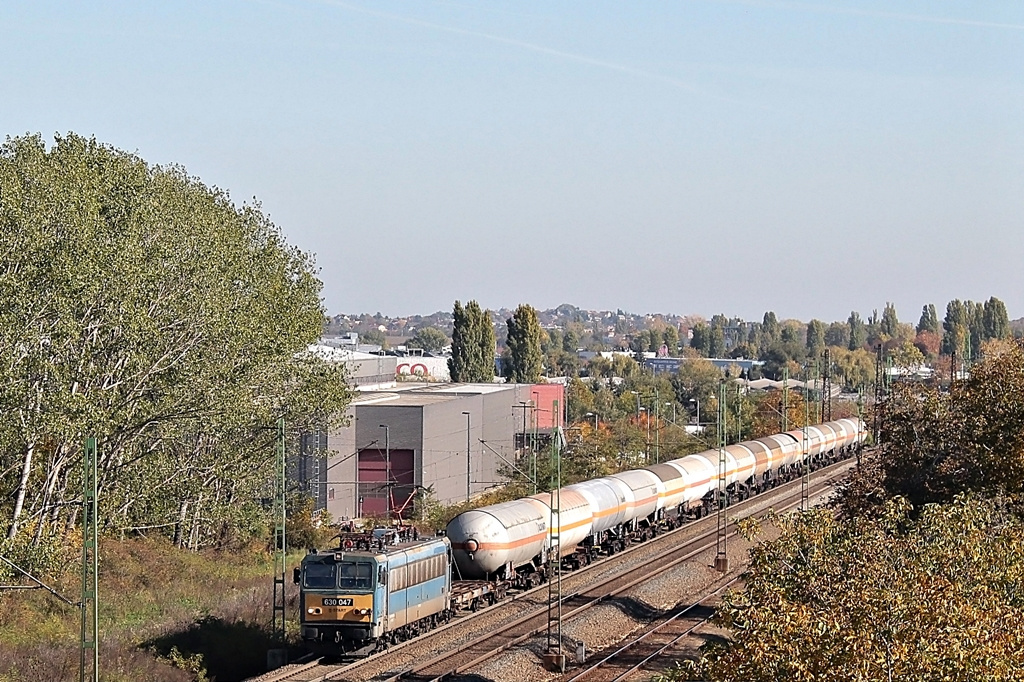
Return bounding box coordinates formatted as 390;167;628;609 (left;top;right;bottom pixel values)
670;357;723;420
747;322;762;349
407;326;447;353
780;322;801;345
0;133;349;547
824;321;849;349
805;319;826;357
876;339;1024;507
690;497;1024;681
880;302;900;338
448;300;495;382
690;324;710;356
708;325;726;358
360;328;387;347
504;304;543;383
831;347;875;392
848;311;866;350
889;340;925;369
942;299;969;356
916;303;939;335
983;296;1011;341
662;325;679;357
561;327;579;353
647;327;664;353
760;311;781;352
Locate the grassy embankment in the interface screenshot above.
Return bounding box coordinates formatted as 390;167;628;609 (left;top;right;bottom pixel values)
0;537;302;682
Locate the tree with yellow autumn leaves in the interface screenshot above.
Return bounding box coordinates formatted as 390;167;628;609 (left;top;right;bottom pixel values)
674;339;1024;682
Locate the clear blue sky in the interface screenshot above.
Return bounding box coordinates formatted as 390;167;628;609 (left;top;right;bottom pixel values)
3;1;1022;322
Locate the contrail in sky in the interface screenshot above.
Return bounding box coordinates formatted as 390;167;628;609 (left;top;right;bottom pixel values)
314;0;709;95
719;0;1024;31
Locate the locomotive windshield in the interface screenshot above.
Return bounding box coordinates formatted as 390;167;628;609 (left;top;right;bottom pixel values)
303;561;337;589
339;561;374;589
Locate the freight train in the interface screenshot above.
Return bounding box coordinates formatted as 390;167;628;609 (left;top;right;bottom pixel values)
296;418;865;650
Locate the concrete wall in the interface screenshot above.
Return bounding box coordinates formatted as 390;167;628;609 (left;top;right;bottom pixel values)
324;407;358;522
317;384;547;520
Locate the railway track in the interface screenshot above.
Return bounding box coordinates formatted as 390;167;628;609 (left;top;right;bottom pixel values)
399;466;845;682
562;576;740;682
253;455;855;682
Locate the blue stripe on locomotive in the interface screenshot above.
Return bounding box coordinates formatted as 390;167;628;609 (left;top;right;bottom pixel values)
375;536;450;629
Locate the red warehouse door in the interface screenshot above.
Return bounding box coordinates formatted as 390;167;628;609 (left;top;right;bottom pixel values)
357;448;414;517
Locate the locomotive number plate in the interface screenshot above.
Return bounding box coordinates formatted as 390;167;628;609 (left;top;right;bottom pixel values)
322;598;353;606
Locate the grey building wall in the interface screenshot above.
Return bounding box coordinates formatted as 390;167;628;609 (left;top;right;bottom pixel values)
317;384;537;521
324;406;358;521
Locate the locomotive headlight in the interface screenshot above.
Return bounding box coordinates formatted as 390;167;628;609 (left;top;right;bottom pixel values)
465;539;479;553
307;607;322;615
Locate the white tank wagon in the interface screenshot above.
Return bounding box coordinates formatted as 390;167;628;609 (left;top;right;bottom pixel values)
565;477;634;555
446;497;549;585
447;420;867;585
724;443;765;501
785;426;826;458
726;444;757;485
645;462;691;514
527;489;594;569
663;454;716;513
834;418;867;448
607;468;664;538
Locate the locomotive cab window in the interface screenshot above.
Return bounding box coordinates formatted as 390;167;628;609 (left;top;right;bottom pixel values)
339;561;374;589
303;562;337;589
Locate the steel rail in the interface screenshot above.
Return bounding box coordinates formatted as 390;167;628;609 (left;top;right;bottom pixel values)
255;450;859;682
563;473;846;682
382;459;854;682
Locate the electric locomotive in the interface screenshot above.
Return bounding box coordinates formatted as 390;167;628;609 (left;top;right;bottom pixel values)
296;527;452;650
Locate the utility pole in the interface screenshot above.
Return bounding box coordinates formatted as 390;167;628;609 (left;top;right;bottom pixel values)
714;382;729;573
462;412;471;503
874;344;883;444
801;374;810;512
544;400;565;672
822;348;832;422
735;382;742;443
271;417;287;662
379;425;391;517
531;393;540;495
654;388;660;464
782;366;789;432
80;437;99;682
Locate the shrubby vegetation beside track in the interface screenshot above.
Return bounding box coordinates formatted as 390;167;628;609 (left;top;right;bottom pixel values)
663;339;1024;682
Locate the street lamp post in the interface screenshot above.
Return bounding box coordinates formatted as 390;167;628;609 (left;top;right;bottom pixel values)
462;412;471;503
654;388;660;463
585;412;598;431
639;406;649;460
378;425;390;518
689;398;700;430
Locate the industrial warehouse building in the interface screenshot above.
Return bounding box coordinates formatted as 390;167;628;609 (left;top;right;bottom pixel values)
295;382;564;522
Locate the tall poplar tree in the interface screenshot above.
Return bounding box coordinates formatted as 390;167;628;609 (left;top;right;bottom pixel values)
806;319;826;357
880;302;900;338
917;304;940;335
505;304;543;383
448;300;495;382
942;299;969;356
983;297;1011;341
848;311;866;350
